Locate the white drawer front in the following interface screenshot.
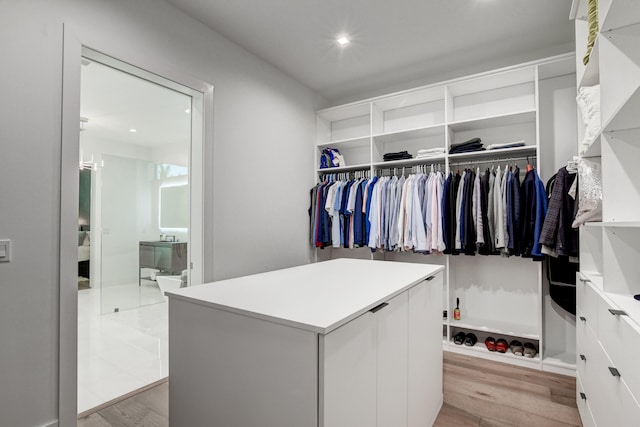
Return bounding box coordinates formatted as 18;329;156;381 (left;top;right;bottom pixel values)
597;296;640;402
575;312;589;391
585;330;640;426
577;275;599;337
576;373;596;427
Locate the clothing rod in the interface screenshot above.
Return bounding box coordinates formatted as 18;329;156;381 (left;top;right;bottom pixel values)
449;155;536;167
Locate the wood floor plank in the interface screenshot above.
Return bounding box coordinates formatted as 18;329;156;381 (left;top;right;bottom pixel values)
444;390;580;427
77;413;113;427
444;373;581;425
444;352;576;393
98;399;167;427
443;362;552;398
127;381;169;419
77;351;581;426
434;403;480;426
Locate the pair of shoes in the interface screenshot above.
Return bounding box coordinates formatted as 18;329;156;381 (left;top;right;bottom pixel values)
510;340;523;356
523;342;537;358
453;332;477;346
485;337;508;353
509;340;537;357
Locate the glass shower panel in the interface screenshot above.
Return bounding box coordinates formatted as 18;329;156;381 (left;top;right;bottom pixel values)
100;154;165;314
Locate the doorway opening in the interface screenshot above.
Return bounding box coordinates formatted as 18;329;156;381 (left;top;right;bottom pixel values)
76;49;204;414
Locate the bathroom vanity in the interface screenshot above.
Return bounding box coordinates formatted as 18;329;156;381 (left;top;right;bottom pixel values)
167;258;444;427
138;240;187;285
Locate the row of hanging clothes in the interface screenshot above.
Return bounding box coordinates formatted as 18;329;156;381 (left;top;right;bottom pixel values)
309;157;548;259
443;158;548;259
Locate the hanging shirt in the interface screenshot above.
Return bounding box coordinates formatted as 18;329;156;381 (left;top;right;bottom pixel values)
410;175;428;252
501;169;510;256
487;168;496;251
493;166;505;249
391;175;405;250
455;170;466;250
520;169;537;257
447;172;462;255
442;173;452;253
473;168;484;247
478;169;494;255
463;169;476;255
364;176;378;244
532;170;548;259
508;166;521;255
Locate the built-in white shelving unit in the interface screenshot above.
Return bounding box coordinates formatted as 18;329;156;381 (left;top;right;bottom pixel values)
314;53;577;372
572;0;640;424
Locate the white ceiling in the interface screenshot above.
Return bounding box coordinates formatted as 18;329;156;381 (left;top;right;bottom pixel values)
80;59;192;147
164;0;575;103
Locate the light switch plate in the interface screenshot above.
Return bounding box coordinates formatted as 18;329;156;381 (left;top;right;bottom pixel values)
0;239;11;262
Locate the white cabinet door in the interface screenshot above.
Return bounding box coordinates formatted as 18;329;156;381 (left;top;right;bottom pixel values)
321;310;376;427
408;274;443;427
377;292;409;427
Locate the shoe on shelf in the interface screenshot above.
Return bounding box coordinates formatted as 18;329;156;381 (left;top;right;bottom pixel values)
523;342;538;358
509;340;524;356
485;336;497;351
453;332;466;345
496;338;509;353
464;333;478;347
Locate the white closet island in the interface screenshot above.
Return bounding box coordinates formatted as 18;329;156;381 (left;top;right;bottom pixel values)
167;258;444;427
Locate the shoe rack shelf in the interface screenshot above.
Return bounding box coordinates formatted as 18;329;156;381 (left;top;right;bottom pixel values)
572;0;640;424
314;53;577;374
449;317;540;340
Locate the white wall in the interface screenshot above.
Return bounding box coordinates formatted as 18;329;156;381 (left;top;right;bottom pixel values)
0;0;320;425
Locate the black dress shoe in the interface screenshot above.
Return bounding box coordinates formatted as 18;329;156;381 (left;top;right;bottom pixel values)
464;333;477;346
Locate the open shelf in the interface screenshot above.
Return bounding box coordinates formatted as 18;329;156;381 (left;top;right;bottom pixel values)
448;110;536;133
579;35;600;89
372;124;445;144
600;221;640;227
448;145;536;163
446;341;541;367
599;24;640;132
316;163;370;174
317;135;370;150
372;155;446;169
580;133;602;157
450;317;539;340
601;0;640;32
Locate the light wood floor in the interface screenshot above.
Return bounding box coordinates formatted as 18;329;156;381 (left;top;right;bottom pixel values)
78;352;580;426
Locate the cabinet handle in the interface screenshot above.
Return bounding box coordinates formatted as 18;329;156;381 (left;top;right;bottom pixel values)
426;275;435;281
580;392;587;400
369;302;389;313
578;277;591;284
609;367;621;377
579;316;586;322
608;309;627;316
580;354;586;361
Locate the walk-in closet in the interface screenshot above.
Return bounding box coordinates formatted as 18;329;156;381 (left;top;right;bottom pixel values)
3;1;640;426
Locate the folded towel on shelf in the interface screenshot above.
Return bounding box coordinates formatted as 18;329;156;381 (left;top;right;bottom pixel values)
486;140;526;150
450;146;486;154
383;151;413;161
416;147;445;155
449;137;483;154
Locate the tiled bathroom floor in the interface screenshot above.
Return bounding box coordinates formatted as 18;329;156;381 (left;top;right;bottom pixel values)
77;284;169;414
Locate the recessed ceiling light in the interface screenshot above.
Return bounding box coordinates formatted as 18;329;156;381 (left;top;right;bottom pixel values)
129;128;137;133
337;36;350;46
185;109;190;113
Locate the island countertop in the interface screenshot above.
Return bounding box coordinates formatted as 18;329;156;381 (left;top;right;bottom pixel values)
166;258;444;334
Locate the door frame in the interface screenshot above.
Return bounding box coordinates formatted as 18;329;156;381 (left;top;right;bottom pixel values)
60;24;214;425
